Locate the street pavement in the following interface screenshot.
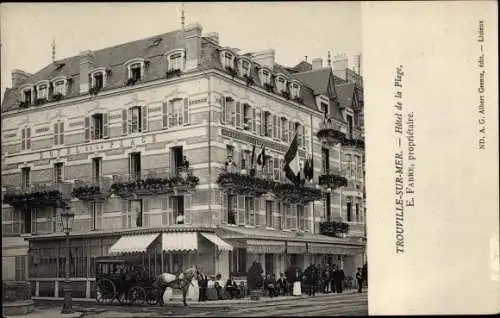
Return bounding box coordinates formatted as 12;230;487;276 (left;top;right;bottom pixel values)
26;289;367;317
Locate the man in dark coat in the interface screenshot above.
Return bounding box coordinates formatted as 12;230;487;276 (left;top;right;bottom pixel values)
198;272;209;301
330;265;337;293
322;264;331;293
334;266;345;293
356;267;363;293
304;263;317;296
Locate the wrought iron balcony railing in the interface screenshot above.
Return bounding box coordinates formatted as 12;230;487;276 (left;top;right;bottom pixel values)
317;121;346;146
319;220;350;238
3;181;72;208
318;169;348;189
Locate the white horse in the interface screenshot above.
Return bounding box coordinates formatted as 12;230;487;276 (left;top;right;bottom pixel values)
153;266;198;306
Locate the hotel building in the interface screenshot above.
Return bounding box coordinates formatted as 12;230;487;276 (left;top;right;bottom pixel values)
1;23;365;299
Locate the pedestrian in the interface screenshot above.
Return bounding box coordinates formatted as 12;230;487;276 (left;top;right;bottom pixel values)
322;264;331;293
225;275;238;299
334;266;345;293
356;267;363;293
330;265;336;293
264;273;275;298
198;272;208;301
305;263;316;297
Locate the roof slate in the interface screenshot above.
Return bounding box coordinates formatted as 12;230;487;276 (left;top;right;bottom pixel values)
336;82;356;109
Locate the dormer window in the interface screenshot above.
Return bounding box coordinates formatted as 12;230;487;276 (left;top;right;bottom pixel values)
167;51;185;71
22;88;32;104
261;69;271;85
54;80;66;95
239;59;251;77
276;76;287;92
93;73;104;90
223;52;234;69
130;63;142;81
37;83;48;100
291;82;301;99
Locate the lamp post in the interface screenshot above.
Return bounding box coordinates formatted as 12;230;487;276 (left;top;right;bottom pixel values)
60;205;75;314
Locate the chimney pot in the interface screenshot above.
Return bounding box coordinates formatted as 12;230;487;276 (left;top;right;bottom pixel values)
79;50;94;94
11;69;32;87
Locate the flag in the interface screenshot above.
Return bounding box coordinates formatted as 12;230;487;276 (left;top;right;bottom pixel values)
250;144;256;176
304;154;314;181
283;132;300;185
256;145;266;168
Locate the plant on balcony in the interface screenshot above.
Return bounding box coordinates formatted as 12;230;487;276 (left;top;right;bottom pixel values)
225;66;238;78
217;172;272;196
263;83;274;93
344;137;365;149
51;92;64;101
34;98;48;106
243;74;255;86
19;100;30;108
186;175;200;188
89;86;101;96
71;184;104;200
319;220;350;237
280;90;290;100
4;190;63;208
318;174;348;188
317;127;346;146
126;77;138;86
293;96;304;104
272;183;323;204
166;69;182;79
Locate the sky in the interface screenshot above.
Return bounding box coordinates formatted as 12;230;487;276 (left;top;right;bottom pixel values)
0;2;361;102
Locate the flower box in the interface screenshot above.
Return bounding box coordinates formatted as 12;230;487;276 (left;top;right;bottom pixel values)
319;221;350;237
126;77;138;86
166;69;182;79
317;127;346;146
280;90;290;100
244;75;255;86
89;86;101;96
225;66;238;77
19;101;30;108
51;93;64;101
318;174;348;188
34;98;48;106
264;83;274;93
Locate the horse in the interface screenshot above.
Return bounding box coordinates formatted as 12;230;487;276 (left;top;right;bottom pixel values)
153;266;198;306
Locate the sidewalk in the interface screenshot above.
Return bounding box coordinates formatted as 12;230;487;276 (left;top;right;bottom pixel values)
17;289;366;318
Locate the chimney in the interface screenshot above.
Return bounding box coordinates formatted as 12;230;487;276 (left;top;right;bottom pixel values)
79;50;94;94
184;23;203;71
312;58;323;70
204;32;219;45
249;49;275;69
11;69;32;87
332;53;348;80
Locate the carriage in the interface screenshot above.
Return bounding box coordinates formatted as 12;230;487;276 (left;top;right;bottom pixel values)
95;257;158;306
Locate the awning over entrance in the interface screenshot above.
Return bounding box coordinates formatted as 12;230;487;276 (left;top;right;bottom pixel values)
287;241;306;254
109;233;159;255
201;233;233;251
247;240;285;254
162;232;198;252
308;243;361;255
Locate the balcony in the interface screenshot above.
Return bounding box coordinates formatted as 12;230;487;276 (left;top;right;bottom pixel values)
3;182;72;209
344;129;365;150
71;177;112;201
319;220;350;238
318;170;348;189
217;168;322;204
110;168;199;198
317;121;346;147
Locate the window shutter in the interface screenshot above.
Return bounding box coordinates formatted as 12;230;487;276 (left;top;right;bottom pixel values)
221;97;226;124
305;127;310;152
31;209;37;234
272;201;279;229
26;128;31;149
222;193;228;224
291;204;297;229
237;195;245;225
183;98;189;125
252;107;256;133
162;102;169;129
301;125;305;148
127;109;133;133
260;110;266;136
88;203;94;230
54;123;59;145
226;99;232;125
143;199;150;227
236;102;241;128
256;108;261;135
84;117;90;141
96;203;103;230
283;118;288;142
272;114;277;139
121;200;128;228
103;113;109;138
259;197;266;227
21;129;26;150
184;194;192;224
161;198;169;226
304;204;311;232
59;122;64;145
142;106;148;132
289;121;294;143
230;102;236;126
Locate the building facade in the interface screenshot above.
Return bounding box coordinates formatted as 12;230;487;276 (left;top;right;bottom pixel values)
1;23;365;299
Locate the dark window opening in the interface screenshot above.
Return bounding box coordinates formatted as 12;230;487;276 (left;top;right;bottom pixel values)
92;158;102;185
54;163;63;183
129;152;141;181
172;196;185;224
321;148;330;173
21;167;31;190
324;193;331;221
228;195;236;225
93;73;104;89
24;90;32;104
347;202;353;222
265;254;274;275
346;114;353;138
130;64;142;81
230;248;247;275
91;114;104;140
171;146;184;175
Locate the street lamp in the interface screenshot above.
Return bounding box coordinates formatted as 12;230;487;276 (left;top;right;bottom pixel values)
60;205;75;314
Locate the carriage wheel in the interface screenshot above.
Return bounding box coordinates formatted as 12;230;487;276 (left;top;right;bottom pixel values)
146;288;158;306
128;286;146;305
96;279;116;305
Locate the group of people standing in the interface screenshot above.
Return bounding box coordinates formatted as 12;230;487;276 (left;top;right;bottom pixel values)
303;263;348;296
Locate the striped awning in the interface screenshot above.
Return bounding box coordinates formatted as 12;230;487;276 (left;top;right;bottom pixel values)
162;232;198;252
108;233;159;255
201;233;233;251
287;241;306;254
308;243;361;255
247;240;285;254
